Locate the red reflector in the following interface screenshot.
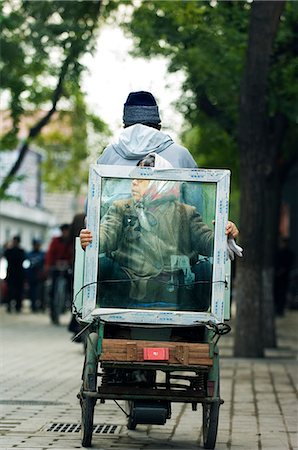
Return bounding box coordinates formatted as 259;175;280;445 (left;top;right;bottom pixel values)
143;347;169;360
207;380;215;397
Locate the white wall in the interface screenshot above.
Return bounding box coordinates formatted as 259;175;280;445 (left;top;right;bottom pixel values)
0;201;55;252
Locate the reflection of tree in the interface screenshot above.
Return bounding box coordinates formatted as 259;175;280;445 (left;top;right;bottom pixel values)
100;179;132;218
181;182;216;228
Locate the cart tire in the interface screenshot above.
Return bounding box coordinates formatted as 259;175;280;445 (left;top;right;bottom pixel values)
81;332;98;447
202;367;220;449
81;397;95;447
202;400;219;449
126;401;137;430
127;416;137;430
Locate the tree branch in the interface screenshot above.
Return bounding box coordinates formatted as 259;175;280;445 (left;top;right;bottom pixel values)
196;91;235;136
0;52;73;197
0;0;102;198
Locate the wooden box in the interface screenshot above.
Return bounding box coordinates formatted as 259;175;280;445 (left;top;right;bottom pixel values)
99;339;213;366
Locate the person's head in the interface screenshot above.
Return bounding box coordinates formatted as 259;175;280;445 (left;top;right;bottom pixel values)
132;156;154;201
69;213;86;241
136;154;156;168
60;223;70;240
132;153;174;201
123;91;161;130
32;238;41;250
137;153;173;169
12;235;21;247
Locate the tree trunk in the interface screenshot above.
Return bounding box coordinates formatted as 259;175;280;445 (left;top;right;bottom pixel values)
234;1;285;357
0;46;79;198
262;172;279;348
262;113;288;348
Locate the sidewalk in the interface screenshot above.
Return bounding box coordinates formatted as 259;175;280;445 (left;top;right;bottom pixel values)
0;302;297;450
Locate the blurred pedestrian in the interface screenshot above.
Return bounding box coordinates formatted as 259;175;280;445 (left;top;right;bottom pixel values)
45;224;72;324
4;235;25;313
68;213;87;264
26;239;45;312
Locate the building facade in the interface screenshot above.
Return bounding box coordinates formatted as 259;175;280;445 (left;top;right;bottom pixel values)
0;147;79;252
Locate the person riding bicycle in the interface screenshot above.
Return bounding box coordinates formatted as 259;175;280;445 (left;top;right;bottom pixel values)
45;224;72;324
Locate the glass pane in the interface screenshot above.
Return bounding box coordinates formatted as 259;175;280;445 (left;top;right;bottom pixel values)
97;177;216;312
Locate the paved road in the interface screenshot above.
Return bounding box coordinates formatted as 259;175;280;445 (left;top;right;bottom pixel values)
0;303;297;450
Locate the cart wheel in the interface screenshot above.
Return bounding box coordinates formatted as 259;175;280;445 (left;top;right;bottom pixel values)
202;369;220;449
127;416;137;430
126;401;137;430
81;396;96;447
202;400;219;449
81;332;98;448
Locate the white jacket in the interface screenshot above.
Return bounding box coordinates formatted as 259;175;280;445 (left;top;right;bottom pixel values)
97;124;197;168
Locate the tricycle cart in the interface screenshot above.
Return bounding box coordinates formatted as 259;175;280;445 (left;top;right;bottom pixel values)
73;165;232;449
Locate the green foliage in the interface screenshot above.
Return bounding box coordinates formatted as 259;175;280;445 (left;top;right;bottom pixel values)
104;1;251;217
1;0;100;133
122;0;297;136
0;0;110;194
269;2;298;122
110;0;250;218
182;121;239;221
35;82;110;193
124;1;250;131
267;2;298;171
109;0;297;218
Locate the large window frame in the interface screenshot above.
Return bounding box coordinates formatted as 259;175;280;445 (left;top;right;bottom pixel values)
81;164;231;325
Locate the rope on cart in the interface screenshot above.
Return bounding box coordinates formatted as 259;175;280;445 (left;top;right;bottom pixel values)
72;278;226;318
113;400;129;417
76;279;225;286
72;281;98;317
205;321;231;344
71;321;93;342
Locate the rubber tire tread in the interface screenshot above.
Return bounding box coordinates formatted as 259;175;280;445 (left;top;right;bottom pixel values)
81;332;98;447
81;397;95;447
202;365;220;449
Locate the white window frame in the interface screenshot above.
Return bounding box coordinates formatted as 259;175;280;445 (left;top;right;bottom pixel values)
81;165;230;325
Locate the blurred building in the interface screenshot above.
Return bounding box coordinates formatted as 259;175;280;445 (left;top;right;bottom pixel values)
0;148;52;250
0;147;80;252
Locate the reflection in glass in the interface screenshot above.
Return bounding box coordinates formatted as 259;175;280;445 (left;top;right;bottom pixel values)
97;178;216;312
